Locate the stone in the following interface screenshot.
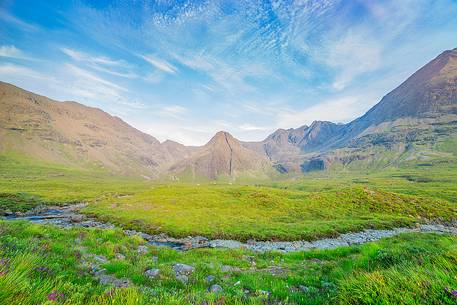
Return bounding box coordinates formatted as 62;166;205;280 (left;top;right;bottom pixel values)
113;278;130;288
299;285;310;293
209;284;223;293
176;274;189;284
173;263;195;275
221;265;240;273
205;275;216;283
144;268;160;279
93;255;108;263
70;214;84;223
115;253;126;260
137;245;148;254
259;290;270;296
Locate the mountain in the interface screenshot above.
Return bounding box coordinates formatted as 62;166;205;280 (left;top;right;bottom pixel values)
0;81;181;177
246;48;457;172
1;48;457;179
167;131;272;180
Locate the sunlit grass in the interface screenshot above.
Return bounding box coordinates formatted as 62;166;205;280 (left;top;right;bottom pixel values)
0;221;456;304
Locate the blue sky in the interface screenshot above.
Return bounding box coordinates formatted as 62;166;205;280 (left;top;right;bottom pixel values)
1;0;457;145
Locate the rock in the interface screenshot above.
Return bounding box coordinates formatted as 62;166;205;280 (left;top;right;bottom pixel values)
113;278;130;288
140;233;152;240
173;263;195;275
99;275;113;285
70;214;84;223
176;274;189;284
2;210;13;217
137;245;148;255
209;284;223;293
221;265;240;273
98;275;130;288
152;256;158;263
205;275;216;283
115;253;126;260
242;255;255;264
259;290;270;296
144;268;160;279
93;255;108;263
321;281;336;290
299;285;310;293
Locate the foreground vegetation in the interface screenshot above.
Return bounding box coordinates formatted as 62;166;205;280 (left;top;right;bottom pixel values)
0;221;456;305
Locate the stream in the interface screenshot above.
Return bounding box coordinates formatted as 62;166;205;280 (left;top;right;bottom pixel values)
3;204;457;253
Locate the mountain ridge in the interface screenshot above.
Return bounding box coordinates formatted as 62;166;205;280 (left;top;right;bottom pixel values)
1;48;457;179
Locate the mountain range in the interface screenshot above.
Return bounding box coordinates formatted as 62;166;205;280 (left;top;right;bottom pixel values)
1;48;457;180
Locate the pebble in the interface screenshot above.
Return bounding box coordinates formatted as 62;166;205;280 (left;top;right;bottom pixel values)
144;268;160;279
173;263;195;275
176;274;189;284
205;275;216;283
209;284;223;293
221;265;240;273
137;245;149;255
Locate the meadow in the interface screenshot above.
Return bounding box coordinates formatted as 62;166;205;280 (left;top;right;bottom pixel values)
1;154;457;304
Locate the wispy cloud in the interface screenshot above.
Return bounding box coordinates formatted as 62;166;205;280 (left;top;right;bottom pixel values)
158;105;187;118
141;55;177;74
61;47;136;78
0;63;51;80
0;45;24;59
238;124;270;131
0;9;39;31
277;95;378;128
326;32;382;90
143;71;164;84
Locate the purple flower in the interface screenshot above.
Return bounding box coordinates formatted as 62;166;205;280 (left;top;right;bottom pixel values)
445;288;457;298
47;292;57;301
47;290;65;302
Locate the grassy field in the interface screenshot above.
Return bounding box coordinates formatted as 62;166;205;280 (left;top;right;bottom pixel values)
1;154;456;241
82;185;456;241
0;220;456;305
1;153;457;304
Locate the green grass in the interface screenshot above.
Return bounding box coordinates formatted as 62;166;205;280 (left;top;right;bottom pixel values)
82;185;456;241
1;153;456;241
0;220;456;304
1;153;457;304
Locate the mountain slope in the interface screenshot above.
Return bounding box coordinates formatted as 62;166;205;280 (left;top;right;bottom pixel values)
0;81;180;177
168;131;272;180
242;48;457;173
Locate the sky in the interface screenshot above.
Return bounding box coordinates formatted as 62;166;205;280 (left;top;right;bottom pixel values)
1;0;457;145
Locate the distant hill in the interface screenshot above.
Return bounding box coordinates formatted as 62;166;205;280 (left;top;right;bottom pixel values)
1;48;457;179
167;131;272;180
0;82;184;177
